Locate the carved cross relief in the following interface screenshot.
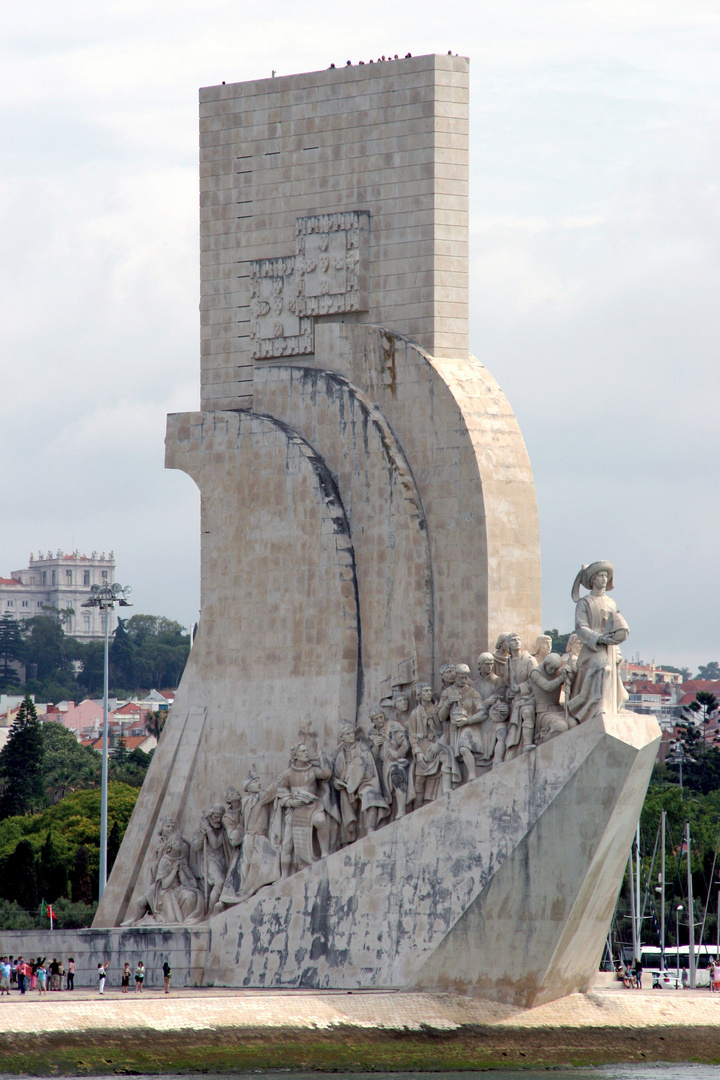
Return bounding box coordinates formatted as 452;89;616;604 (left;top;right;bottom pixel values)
249;211;369;360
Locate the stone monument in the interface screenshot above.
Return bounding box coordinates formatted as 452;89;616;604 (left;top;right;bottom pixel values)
94;55;660;1007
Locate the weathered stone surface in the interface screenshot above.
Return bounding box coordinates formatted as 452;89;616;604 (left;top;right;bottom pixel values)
312;323;542;653
202;711;659;1006
199;55;469;410
93;58;641;1017
254;360;433;708
96;410;360;927
0;927;208;988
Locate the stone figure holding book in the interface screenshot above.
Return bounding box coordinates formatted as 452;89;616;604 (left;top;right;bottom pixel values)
568;562;629;723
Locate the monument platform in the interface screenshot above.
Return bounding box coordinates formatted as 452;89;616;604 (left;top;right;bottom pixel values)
1;986;720;1072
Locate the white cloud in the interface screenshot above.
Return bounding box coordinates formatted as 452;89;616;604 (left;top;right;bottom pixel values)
1;0;720;667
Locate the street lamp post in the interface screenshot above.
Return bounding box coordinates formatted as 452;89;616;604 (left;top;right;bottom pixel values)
668;744;685;791
82;582;132;900
676;904;684;983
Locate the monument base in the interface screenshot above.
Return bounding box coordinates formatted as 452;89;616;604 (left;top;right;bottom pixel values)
57;712;657;1001
0;926;209;989
203;710;659;1006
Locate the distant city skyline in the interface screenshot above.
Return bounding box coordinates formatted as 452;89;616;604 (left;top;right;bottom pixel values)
1;4;718;669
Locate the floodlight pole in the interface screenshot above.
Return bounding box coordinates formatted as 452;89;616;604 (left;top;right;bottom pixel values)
83;582;132;901
99;597;111;898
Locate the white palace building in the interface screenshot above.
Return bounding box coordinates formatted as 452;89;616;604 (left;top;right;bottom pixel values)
0;550;116;642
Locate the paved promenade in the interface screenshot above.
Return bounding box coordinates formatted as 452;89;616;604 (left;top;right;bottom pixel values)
1;986;720;1072
1;984;720;1032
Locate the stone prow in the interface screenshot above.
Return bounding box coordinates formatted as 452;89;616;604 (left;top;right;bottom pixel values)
203;710;660;1006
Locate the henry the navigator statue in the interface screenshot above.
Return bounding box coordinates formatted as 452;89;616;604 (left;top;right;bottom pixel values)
568;561;629;722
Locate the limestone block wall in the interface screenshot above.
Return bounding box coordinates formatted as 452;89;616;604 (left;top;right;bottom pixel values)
311;323;542;657
254;363;433;707
166;409;360;774
199;54;469;410
0;927;209;988
96;409;361;927
96;325;542;929
166;409;360;762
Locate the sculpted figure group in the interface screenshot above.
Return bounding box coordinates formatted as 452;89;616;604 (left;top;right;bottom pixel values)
129;561;629;926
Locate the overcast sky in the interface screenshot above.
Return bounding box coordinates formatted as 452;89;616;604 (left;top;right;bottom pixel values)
1;2;718;670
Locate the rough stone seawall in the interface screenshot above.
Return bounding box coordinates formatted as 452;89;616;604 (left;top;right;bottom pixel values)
0;926;209;988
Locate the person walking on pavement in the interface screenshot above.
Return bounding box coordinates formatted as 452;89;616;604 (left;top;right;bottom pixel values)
0;957;10;995
134;960;144;991
98;961;110;994
67;958;75;991
162;960;171;994
121;963;131;993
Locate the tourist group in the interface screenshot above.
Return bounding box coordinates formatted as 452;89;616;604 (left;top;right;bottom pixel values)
0;956;74;993
0;956;172;994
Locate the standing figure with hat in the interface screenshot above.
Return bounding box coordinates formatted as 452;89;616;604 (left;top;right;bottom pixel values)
568;561;629;723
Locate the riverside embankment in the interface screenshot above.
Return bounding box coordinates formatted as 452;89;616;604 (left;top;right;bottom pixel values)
1;985;720;1073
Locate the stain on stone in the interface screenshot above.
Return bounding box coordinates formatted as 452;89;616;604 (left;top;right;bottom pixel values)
380;331;397;395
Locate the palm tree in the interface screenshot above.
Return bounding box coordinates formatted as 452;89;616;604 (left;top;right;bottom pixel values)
144;709;166;741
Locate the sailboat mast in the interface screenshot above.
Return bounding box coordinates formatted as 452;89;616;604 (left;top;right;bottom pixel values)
660;809;666;968
636;823;641;955
687;820;696;988
629;853;638;961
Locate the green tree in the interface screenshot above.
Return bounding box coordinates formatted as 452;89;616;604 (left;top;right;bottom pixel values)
544;628;571;656
70;845;93;904
658;664;693;682
124;614;190;689
110;617;136;690
109;747;153;787
0;839;39;909
79;640;105;696
683;691;719;751
144;709;166;741
107;820;121;875
0;782;138;918
0;695;44;818
38;828;68;903
0;899;38;930
697;662;720;681
667;693;720;796
42;720;100;802
113;735;129;767
0;613;24;688
21;616;70;682
51;896;97;928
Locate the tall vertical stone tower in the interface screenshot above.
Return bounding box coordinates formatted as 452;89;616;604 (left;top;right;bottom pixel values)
200;53;471;411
